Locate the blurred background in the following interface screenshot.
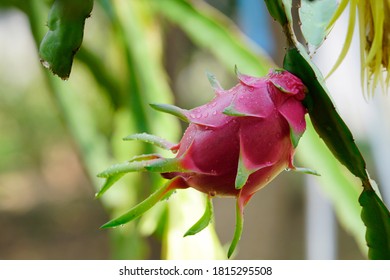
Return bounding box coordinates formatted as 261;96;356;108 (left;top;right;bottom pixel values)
0;0;389;260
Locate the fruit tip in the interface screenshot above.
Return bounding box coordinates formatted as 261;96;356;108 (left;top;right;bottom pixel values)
206;71;223;92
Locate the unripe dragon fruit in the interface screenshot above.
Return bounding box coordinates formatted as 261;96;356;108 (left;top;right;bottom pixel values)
97;68;315;258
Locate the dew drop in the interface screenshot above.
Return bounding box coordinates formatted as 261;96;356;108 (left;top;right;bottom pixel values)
41;60;50;69
212;110;217;116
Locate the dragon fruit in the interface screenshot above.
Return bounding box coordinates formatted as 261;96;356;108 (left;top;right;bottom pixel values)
97;68;313;258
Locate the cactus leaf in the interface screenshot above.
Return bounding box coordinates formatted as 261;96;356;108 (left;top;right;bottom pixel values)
144;158;185;173
150;103;190;123
228;199;244;258
206;71;224;93
183;195;214;237
123;133;176;150
223;106;253;117
95;174;125;199
235;154;252;190
128;154;162;162
97;160;150;178
291;167;320;176
100;178;180;229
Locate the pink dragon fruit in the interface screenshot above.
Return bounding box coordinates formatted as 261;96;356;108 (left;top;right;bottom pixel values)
97;68;313;258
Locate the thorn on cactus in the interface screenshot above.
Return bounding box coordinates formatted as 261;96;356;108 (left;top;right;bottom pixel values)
98;68;315;258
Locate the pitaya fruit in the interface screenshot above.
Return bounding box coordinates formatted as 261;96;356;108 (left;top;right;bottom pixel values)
97;67;315;258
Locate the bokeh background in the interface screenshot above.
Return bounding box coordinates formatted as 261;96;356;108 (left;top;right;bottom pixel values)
1;0;389;260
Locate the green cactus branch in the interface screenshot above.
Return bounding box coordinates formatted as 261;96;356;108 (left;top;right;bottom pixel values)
39;0;93;79
264;0;390;260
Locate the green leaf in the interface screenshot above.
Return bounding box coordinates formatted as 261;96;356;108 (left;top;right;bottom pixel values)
123;133;176;150
149;103;190;123
298;0;338;52
97;157;184;178
228;200;244;259
223;106;252;117
184;196;214;237
359;189;390;259
152;0;274;76
38;0;93;79
206;71;224;92
101;179;176;229
129;154;162;162
112;0;181;137
97;160;150;178
235;154;251;190
289;126;301;148
95;173;125;199
291;166;320;177
144;158;184;173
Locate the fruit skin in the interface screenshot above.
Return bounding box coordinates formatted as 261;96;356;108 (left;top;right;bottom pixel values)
162;68;307;206
98;68;309;258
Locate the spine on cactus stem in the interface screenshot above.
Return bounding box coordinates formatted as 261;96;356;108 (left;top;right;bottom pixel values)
98;68;314;257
